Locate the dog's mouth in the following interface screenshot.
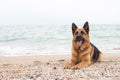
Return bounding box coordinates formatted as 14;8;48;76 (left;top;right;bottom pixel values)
76;36;84;47
76;41;83;47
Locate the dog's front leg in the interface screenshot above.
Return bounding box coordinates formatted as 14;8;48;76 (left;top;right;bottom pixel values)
64;57;78;69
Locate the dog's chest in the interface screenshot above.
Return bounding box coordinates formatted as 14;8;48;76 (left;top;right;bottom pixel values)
77;47;92;62
78;52;86;62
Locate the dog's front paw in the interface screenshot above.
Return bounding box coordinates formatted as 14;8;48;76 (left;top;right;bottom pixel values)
71;64;89;69
64;63;74;69
71;65;81;69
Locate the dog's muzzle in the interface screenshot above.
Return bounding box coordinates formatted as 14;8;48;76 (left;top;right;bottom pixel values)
76;35;84;47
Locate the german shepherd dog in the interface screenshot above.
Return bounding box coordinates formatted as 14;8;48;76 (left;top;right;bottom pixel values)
64;22;103;69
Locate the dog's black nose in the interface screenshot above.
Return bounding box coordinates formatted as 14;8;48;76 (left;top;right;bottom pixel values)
76;35;83;41
76;35;81;41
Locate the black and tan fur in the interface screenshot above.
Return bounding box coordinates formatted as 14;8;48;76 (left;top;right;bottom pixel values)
64;22;103;69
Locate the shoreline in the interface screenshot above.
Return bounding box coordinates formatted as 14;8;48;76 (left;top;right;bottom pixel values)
0;53;120;64
0;53;120;80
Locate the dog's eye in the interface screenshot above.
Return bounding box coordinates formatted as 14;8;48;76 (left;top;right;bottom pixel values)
75;31;78;35
81;31;85;34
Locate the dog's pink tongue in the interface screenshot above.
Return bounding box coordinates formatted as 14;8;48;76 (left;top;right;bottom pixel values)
77;41;82;47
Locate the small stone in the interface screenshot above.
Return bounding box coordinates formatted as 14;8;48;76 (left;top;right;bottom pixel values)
47;62;50;65
101;72;104;75
30;76;34;79
53;66;57;69
36;74;41;78
54;78;59;80
58;59;65;62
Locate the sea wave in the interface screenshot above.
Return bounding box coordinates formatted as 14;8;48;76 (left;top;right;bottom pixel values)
0;24;120;55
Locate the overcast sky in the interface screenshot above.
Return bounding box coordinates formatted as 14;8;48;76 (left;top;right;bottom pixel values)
0;0;120;25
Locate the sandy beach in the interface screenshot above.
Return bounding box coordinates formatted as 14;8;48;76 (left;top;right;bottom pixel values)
0;53;120;80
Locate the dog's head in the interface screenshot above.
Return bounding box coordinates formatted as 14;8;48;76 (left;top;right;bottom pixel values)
72;22;90;47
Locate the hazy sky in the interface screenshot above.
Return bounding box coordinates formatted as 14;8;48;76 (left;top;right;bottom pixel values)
0;0;120;25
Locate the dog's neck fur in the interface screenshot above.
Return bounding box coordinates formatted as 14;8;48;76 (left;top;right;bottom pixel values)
72;41;92;55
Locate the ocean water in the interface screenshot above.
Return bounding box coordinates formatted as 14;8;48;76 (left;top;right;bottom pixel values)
0;24;120;55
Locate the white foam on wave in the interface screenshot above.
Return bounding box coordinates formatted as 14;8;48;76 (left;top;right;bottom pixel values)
0;42;71;56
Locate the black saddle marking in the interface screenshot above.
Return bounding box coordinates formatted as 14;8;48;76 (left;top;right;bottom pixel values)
90;43;101;62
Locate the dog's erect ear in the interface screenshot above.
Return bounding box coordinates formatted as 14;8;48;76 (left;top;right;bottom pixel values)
72;23;78;35
83;21;89;34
